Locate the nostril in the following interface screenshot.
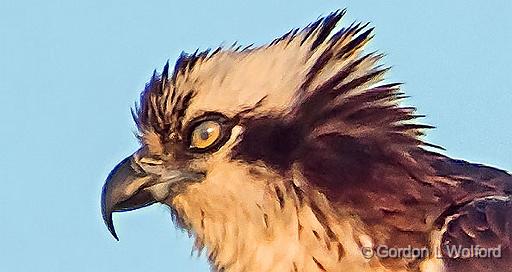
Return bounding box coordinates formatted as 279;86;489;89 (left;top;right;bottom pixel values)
139;157;164;166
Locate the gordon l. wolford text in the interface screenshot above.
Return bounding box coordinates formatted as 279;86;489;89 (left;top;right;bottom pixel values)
361;244;502;259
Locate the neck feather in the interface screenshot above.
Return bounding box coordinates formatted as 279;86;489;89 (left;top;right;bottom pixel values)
171;170;409;272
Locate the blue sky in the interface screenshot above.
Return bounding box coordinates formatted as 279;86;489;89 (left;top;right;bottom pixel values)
1;1;511;271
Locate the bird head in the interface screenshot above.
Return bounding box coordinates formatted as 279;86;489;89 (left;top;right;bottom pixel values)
101;10;431;257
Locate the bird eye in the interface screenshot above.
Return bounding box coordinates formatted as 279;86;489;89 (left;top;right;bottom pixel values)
189;120;222;150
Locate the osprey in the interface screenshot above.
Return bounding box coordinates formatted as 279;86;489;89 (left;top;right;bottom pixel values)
101;10;512;272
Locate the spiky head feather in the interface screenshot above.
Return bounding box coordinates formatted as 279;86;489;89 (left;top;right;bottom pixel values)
134;10;435;157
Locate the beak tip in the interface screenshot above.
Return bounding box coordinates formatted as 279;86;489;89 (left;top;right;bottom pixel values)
103;210;120;241
102;189;120;241
111;231;120;241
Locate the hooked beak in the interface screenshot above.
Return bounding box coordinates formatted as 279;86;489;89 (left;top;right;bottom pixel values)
101;155;203;240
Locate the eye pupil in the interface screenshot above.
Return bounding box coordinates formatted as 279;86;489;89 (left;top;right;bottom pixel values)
200;130;210;140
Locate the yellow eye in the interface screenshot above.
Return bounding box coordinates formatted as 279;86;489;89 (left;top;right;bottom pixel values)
190;121;222;149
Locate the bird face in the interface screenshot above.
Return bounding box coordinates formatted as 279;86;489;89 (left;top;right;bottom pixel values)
101;48;307;239
101;12;432;271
